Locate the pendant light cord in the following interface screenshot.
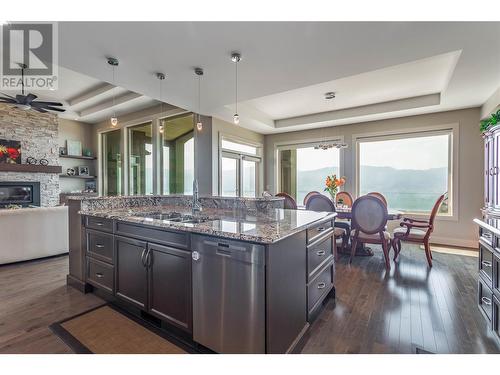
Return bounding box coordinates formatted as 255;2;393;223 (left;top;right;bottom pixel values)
198;74;201;122
235;60;238;113
112;66;116;118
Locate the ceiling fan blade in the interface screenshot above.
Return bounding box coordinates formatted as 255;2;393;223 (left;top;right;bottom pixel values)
43;105;66;112
16;94;26;103
31;101;63;106
32;107;48;113
0;98;17;103
0;92;16;99
25;93;38;104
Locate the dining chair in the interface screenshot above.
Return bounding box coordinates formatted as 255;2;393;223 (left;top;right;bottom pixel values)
306;194;349;256
367;192;388;207
392;193;446;268
335;191;354;207
349;195;392;270
275;192;298;209
303;191;321;206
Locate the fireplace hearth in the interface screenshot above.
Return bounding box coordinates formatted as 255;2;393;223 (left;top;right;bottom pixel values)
0;182;41;208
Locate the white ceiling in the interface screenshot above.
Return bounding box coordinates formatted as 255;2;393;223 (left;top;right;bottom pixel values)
1;65;161;124
52;22;500;132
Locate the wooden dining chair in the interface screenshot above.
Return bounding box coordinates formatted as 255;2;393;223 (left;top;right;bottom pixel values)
303;191;321;206
392;193;446;268
367;192;388;207
275;192;298;209
306;194;349;256
335;191;354;207
350;195;392;270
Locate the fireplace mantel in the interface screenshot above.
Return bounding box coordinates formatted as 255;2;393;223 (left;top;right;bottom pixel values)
0;164;62;174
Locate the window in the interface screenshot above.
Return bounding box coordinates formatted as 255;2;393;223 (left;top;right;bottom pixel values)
357;131;451;214
160;114;195;195
219;136;261;197
128;122;153;195
102;129;122;196
277;142;341;204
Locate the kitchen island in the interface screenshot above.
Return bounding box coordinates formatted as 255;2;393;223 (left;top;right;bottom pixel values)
67;195;336;354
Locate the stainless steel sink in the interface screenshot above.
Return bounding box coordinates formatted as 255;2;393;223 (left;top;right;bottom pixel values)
135;212;212;224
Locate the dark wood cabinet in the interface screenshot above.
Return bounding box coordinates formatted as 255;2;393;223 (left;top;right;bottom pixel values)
115;236;148;309
148;243;192;332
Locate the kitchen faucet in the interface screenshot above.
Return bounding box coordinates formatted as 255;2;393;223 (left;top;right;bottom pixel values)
192;179;202;214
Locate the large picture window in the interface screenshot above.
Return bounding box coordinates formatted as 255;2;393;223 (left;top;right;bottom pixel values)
357;131;452;214
277;142;341;205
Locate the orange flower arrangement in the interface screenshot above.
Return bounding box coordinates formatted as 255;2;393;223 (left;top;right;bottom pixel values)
324;174;346;200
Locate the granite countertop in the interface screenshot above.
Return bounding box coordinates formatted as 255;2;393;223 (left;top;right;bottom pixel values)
80;205;336;244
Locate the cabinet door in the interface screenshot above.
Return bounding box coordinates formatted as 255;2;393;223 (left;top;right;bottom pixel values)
115;236;148;309
485;136;493;207
494;132;500;208
147;243;192;332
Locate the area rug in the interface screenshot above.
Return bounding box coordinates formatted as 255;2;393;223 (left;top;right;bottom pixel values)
50;305;193;354
422;244;478;258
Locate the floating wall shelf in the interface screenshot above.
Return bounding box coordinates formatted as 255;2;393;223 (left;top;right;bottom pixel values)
0;164;62;174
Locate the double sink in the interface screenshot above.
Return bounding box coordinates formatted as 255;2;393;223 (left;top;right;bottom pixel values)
135;211;213;224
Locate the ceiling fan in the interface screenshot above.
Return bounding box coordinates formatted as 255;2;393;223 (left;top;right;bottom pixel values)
0;64;65;113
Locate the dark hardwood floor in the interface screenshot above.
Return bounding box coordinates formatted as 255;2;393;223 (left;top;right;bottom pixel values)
301;244;500;354
0;255;103;353
0;245;498;354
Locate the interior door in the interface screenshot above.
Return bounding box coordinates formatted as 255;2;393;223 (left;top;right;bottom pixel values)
115;236;148;309
147;243;192;332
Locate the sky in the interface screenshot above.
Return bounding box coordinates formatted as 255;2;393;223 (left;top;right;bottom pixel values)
294;134;449;172
359;134;449;170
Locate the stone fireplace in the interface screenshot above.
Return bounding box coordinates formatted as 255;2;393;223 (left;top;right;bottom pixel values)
0;181;41;207
0;104;60;207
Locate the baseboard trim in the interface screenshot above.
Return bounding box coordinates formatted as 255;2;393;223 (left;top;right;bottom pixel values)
430;236;478;249
66;274;92;293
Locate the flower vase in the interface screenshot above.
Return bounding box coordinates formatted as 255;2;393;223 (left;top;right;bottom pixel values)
329;191;336;203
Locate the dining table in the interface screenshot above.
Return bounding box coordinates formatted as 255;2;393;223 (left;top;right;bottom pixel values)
335;206;403;256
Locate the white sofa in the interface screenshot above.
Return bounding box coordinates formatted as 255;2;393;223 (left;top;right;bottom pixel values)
0;206;69;265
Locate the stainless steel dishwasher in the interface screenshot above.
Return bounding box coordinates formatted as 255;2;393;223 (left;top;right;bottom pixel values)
191;234;265;354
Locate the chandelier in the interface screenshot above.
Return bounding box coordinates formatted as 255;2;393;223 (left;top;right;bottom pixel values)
314;141;348;150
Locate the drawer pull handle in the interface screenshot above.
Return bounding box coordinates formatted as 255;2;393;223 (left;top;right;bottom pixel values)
316;250;326;256
95;244;105;248
317;282;326;289
482;296;492;306
95;272;104;278
317;227;326;232
483;233;492;238
95;222;104;226
482;261;492;268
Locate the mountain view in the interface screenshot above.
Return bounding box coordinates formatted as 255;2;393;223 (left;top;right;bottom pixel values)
295;166;448;212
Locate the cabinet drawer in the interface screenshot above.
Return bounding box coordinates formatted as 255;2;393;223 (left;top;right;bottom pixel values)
87;258;114;294
494;253;500;297
85;216;113;233
479;227;493;247
308;263;333;316
115;221;189;249
87;230;114;263
307;220;333;245
479;242;494;285
479;278;493;324
307;235;333;280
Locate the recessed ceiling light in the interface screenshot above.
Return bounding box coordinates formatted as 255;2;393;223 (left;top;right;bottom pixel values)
325;92;336;100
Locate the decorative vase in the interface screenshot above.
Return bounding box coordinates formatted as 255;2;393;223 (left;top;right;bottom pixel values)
329;191;336;202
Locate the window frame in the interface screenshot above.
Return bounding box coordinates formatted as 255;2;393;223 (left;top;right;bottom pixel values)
218;134;262;197
274;136;344;205
353;124;458;220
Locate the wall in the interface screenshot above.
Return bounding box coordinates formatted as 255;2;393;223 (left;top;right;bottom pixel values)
210;117;265;195
264;108;483;248
58;118;96;193
481;86;500;119
0;104;60;207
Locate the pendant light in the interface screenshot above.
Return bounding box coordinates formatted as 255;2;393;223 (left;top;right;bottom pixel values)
231;52;241;125
107;57;119;127
194;67;204;131
157;72;166;134
313;91;348;150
